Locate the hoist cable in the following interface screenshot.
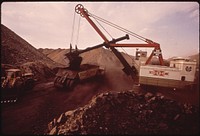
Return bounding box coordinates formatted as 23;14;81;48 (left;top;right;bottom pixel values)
70;11;76;45
89;12;149;42
92;15;113;39
75;15;81;47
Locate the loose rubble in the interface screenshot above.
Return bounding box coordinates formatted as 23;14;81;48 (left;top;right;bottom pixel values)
47;90;199;135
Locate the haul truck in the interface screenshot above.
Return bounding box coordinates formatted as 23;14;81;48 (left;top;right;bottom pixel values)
1;67;35;103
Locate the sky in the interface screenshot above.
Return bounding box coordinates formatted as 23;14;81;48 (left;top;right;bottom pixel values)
1;1;199;59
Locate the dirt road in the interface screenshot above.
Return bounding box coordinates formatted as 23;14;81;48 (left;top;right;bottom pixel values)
1;77;108;135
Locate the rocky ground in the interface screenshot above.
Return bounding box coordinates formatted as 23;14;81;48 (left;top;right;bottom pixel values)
1;77;199;135
47;89;199;135
1;77;108;135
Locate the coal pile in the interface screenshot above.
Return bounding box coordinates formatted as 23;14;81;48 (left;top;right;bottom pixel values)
47;90;199;135
1;24;62;69
38;48;70;66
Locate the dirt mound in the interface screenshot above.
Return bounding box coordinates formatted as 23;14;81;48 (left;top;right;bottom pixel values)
38;48;70;66
80;47;133;69
20;61;55;81
1;24;62;69
47;90;199;135
38;47;135;69
39;47;136;84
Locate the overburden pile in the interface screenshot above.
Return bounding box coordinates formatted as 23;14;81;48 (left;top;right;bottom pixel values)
1;24;62;68
1;24;63;81
47;90;199;135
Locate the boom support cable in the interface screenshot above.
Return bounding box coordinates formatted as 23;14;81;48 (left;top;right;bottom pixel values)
88;12;153;43
92;15;114;40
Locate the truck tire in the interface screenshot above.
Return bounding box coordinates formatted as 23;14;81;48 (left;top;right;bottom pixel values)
24;79;35;90
64;79;78;89
13;79;24;101
54;76;63;88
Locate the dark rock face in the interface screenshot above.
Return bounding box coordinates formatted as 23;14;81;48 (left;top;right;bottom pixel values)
47;90;199;135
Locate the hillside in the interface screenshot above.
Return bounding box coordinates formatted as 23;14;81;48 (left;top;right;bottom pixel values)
1;24;62;69
38;48;70;66
38;47;136;69
189;53;199;67
167;53;199;62
1;24;63;81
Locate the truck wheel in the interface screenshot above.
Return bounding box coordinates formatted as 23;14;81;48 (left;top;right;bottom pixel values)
65;79;77;89
54;76;60;84
69;79;75;88
13;80;24;100
54;76;63;88
65;79;73;88
25;79;34;90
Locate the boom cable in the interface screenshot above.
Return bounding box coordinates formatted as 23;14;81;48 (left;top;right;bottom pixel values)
88;12;151;43
89;11;141;67
92;15;114;40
